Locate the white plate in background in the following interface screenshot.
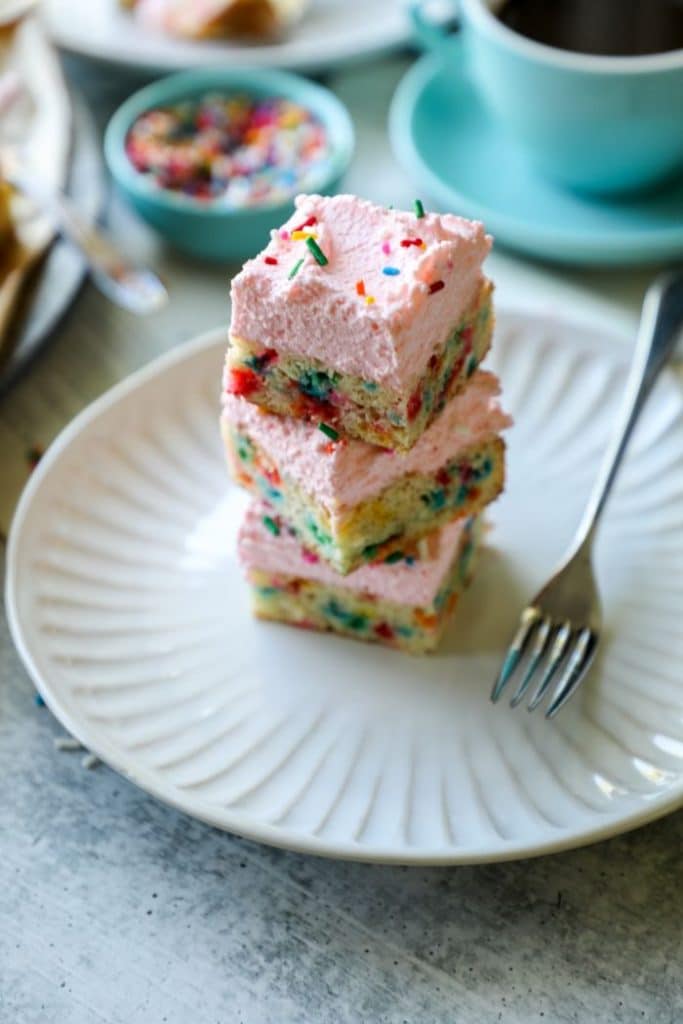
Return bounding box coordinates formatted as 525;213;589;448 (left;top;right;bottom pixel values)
44;0;417;72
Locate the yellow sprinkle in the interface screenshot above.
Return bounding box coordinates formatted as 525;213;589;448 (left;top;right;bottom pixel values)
291;230;317;241
365;295;375;305
420;242;427;250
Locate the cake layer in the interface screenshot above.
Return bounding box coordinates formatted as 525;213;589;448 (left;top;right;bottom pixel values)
228;193;492;449
222;370;510;574
239;501;480;653
226;279;493;451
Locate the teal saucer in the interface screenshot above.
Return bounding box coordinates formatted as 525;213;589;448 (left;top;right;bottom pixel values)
389;55;683;267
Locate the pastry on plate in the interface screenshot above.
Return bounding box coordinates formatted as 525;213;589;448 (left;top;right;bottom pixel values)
226;194;493;451
126;0;307;40
238;499;481;654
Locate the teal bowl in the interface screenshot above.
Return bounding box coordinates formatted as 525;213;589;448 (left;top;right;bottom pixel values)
104;68;355;263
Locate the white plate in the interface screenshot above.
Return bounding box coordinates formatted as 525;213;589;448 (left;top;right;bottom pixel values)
43;0;413;72
7;310;683;864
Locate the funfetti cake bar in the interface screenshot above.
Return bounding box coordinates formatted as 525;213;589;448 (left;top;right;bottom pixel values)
222;370;510;575
226;194;493;451
238;499;481;654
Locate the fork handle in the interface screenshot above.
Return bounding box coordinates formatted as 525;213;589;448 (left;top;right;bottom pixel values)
575;271;683;550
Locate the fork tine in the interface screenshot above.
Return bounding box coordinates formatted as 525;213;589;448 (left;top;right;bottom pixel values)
510;615;552;708
527;621;572;711
545;628;598;719
491;606;540;703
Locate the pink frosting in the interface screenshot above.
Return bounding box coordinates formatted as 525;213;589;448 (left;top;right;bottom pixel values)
239;500;469;606
222;370;511;516
230;194;491;391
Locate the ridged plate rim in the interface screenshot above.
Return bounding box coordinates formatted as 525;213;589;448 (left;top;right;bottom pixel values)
6;309;683;865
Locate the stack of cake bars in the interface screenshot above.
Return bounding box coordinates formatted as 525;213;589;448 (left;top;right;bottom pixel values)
221;194;511;653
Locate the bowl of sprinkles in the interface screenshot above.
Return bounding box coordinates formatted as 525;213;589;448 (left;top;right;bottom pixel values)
104;68;354;262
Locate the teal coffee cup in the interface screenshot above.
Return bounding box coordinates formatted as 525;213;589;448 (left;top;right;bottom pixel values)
412;0;683;195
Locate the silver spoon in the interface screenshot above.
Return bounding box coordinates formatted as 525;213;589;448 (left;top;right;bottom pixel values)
3;152;168;316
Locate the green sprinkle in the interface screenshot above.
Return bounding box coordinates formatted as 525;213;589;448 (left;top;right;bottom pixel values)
288;258;304;280
318;422;339;441
262;515;280;536
414;198;425;218
384;550;405;564
305;236;328;266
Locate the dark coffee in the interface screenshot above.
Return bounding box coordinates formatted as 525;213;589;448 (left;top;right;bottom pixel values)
496;0;683;56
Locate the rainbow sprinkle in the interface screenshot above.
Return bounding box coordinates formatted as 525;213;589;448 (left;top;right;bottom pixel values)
355;280;366;296
262;515;280;536
318;422;339;441
400;237;423;248
124;94;331;208
414;198;425;218
305;236;328;266
264;256;278;265
381;241;391;255
365;296;375;305
288;257;304;279
291;229;317;241
293;215;317;231
382;266;400;276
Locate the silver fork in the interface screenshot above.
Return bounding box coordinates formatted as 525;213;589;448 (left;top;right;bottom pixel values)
491;271;683;718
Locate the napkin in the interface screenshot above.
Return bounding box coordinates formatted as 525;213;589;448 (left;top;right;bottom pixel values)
0;12;71;362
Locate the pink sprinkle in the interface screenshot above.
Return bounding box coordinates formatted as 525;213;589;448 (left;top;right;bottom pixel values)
280;230;290;240
382;241;391;255
301;548;319;564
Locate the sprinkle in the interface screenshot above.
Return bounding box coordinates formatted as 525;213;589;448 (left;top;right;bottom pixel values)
26;444;44;470
356;280;365;296
293;215;316;231
382;266;400;276
305;236;328;266
381;241;391;255
54;736;82;751
264;256;278;265
262;515;280;536
400;237;423;248
291;229;317;241
288;257;304;279
280;230;290;240
124;97;331;210
414;198;425;218
429;280;445;294
365;296;375;305
318;422;339;441
302;547;319;564
420;242;427;250
81;752;100;770
384;550;405;564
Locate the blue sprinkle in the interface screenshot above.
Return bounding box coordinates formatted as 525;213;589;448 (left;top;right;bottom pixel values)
34;694;45;707
382;266;400;276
